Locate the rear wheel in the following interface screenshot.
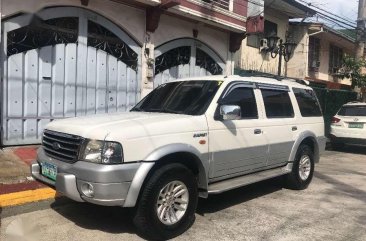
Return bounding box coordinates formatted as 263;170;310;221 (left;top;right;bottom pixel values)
133;163;198;240
285;144;314;190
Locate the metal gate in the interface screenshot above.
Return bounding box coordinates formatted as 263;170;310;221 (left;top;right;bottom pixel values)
154;38;225;87
2;7;141;145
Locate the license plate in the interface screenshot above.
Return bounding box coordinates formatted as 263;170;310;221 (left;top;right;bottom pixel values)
41;162;57;181
349;123;364;129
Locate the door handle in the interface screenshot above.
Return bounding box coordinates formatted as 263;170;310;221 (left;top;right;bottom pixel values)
254;129;262;135
292;126;298;131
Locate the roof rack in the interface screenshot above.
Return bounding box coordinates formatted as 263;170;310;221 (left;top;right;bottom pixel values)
234;69;309;85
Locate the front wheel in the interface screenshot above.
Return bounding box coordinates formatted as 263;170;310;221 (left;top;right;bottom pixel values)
285;144;314;190
133;163;198;240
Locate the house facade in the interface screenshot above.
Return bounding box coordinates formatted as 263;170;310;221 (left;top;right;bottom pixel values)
287;23;355;89
0;0;254;145
235;0;315;75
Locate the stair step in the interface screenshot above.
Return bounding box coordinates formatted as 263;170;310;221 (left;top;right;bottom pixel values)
208;164;292;194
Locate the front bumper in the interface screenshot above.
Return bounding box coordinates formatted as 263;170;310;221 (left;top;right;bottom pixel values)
31;148;142;206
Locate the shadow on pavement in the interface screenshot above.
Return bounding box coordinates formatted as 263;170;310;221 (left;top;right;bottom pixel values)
314;172;366;204
50;177;285;235
50;198;136;234
327;145;366;155
197;177;283;215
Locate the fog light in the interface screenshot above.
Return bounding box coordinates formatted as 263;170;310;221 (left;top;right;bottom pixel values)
81;183;94;198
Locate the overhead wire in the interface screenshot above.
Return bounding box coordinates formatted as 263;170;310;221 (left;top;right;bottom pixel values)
296;0;357;26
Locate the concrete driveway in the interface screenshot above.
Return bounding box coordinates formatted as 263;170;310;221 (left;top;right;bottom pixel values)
1;147;366;241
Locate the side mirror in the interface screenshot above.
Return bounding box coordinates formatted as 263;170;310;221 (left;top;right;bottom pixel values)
220;105;241;120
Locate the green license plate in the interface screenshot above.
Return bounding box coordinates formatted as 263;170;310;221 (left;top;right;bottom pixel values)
41;162;57;181
349;123;364;129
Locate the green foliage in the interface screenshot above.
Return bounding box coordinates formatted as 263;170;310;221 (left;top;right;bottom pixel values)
338;55;366;88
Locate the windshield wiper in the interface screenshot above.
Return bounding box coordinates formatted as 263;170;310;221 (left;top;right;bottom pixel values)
160;109;181;114
143;109;181;114
130;107;143;112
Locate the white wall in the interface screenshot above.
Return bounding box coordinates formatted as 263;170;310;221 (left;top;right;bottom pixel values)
2;0;231;98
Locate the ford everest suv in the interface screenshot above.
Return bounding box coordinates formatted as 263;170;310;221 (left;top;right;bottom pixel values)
31;75;326;240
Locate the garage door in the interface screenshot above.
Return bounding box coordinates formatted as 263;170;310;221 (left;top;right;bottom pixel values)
2;7;141;145
154;38;225;87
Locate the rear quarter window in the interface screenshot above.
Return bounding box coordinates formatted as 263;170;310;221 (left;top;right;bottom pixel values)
293;88;322;117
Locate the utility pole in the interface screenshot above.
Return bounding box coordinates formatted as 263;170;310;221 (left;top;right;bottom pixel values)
356;0;366;101
356;0;366;60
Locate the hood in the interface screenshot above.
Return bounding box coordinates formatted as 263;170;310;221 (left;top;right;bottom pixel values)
45;111;208;141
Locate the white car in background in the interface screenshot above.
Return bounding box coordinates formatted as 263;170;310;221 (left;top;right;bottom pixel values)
330;102;366;148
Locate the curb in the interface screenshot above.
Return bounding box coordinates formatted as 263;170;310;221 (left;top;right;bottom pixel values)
0;181;57;208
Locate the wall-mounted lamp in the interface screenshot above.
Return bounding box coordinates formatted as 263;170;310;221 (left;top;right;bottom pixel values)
263;35;297;76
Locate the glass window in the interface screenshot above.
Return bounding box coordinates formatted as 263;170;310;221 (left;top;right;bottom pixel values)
338;106;366;116
221;87;258;119
329;45;343;74
131;81;221;115
262;89;294;118
293;88;322;117
308;37;321;72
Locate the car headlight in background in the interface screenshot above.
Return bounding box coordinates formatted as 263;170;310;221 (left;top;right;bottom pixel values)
82;140;123;164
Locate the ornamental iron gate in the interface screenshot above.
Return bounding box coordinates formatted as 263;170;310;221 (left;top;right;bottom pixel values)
154;39;225;87
2;7;141;145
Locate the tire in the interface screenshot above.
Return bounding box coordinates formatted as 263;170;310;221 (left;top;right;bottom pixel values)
285;144;314;190
133;163;198;240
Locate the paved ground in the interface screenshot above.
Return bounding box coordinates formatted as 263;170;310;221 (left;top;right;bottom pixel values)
1;146;366;241
0;146;38;184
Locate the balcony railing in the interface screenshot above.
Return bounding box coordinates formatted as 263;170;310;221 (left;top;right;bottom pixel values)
202;0;231;11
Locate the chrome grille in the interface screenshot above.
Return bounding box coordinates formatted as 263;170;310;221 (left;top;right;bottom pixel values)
42;130;84;163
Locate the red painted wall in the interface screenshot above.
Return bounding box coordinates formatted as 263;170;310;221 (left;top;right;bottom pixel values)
179;0;246;29
233;0;247;16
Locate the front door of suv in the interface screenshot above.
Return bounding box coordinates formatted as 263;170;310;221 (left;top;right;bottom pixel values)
207;82;269;180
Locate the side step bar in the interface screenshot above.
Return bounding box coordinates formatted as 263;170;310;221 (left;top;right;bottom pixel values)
208;164;293;194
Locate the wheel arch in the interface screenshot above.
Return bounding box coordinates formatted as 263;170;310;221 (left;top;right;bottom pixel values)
123;144;209;207
289;131;320;164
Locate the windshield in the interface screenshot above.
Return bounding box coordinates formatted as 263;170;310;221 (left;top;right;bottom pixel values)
131;81;222;115
338;105;366;116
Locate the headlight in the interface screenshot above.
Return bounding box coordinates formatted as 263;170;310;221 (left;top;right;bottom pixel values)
82;140;123;164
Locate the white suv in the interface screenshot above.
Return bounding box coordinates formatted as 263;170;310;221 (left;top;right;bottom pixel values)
330;102;366;148
31;75;326;240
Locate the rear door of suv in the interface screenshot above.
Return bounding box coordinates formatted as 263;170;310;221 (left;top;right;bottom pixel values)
257;83;295;169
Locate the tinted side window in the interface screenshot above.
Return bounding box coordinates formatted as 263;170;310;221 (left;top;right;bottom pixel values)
261;89;294;118
222;87;258;119
293;88;322;117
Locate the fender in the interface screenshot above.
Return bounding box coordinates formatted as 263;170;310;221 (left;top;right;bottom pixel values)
288;131;321;164
123;143;209;207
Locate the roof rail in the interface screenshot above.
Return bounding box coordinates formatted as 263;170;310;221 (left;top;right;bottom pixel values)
235;70;284;81
234;70;309;85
